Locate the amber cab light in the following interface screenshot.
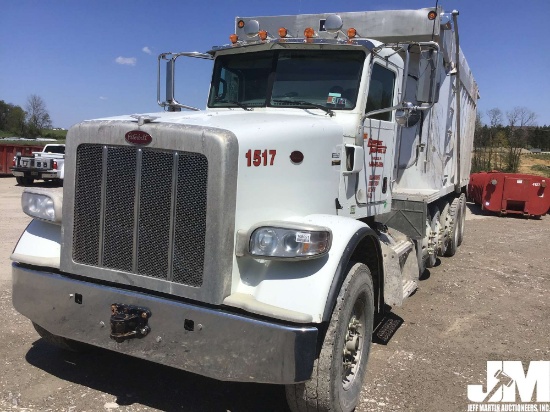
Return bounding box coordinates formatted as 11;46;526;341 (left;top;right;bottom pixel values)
278;27;288;38
428;10;437;20
237;20;245;29
230;34;238;44
347;28;357;38
258;30;268;41
304;27;315;38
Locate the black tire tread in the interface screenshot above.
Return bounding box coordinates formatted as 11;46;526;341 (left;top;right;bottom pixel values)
285;262;374;412
444;197;461;257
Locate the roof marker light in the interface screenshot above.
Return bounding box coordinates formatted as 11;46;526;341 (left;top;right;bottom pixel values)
278;27;288;38
347;28;357;38
428;10;437;20
237;20;245;29
304;27;315;38
258;30;268;41
230;34;238;44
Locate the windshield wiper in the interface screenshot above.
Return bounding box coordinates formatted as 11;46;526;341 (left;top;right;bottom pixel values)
272;99;334;117
215;99;253;111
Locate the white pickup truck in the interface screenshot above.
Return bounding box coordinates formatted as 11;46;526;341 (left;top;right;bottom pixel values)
11;144;65;185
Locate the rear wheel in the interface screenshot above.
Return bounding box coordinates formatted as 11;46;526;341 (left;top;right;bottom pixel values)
444;197;461;257
457;194;467;246
22;176;34;185
15;176;24;185
32;322;89;352
285;263;374;412
426;207;441;268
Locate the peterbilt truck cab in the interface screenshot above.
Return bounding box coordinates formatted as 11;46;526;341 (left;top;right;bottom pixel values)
11;7;478;412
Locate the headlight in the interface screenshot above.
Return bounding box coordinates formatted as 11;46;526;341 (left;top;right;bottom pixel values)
249;225;331;259
22;192;56;222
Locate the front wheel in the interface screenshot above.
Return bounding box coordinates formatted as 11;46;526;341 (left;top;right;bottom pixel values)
285;262;374;412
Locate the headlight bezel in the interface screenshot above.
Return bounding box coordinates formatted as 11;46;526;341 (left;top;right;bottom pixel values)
21;188;62;224
236;221;332;260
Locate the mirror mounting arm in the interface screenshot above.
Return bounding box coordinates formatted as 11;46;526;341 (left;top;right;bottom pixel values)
157;52;214;111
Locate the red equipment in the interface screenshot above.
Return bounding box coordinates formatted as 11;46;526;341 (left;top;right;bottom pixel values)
468;172;549;218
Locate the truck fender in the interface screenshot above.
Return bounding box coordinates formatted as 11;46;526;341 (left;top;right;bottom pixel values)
321;225;383;322
229;215;383;324
11;219;61;269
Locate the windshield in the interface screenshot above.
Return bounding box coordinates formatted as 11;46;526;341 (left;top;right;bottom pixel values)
44;146;65;154
208;49;365;111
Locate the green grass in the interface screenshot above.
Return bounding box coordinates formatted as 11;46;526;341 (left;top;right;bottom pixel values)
531;164;550;177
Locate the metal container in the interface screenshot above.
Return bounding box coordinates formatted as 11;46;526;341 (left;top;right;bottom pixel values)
468;172;549;217
0;144;44;175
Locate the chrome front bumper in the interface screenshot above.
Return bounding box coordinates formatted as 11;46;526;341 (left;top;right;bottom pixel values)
12;264;317;384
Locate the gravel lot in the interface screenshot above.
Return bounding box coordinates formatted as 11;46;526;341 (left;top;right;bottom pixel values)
1;175;548;412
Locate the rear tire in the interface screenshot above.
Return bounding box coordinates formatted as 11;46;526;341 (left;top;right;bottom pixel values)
426;207;441;268
444;197;461;257
15;176;24;185
457;194;467;246
23;176;34;185
32;322;89;352
285;263;374;412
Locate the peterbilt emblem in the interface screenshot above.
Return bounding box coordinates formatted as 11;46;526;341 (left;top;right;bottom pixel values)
125;130;152;145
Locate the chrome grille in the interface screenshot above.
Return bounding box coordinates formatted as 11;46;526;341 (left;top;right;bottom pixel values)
73;144;208;287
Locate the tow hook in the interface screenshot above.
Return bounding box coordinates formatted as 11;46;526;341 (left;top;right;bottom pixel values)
110;303;152;343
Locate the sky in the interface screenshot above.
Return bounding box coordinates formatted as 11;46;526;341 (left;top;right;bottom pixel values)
1;1;550;129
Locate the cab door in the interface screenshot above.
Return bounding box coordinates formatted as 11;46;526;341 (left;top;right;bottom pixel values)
357;59;400;216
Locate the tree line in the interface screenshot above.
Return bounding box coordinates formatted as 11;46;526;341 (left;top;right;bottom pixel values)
472;106;550;173
0;95;53;137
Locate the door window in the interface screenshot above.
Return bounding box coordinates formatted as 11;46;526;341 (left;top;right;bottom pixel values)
365;63;396;121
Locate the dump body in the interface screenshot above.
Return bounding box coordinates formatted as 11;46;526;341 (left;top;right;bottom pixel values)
468;172;549;217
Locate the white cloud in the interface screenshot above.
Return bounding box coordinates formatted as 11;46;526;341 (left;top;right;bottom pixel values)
99;96;108;100
142;46;152;55
115;56;137;66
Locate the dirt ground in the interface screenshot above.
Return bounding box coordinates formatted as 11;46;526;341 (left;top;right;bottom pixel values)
518;153;550;177
0;175;548;412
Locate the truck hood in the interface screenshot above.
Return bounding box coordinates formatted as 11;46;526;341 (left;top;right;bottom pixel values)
92;109;342;145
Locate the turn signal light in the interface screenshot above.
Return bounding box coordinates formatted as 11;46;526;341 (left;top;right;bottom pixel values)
258;30;268;41
304;27;315;38
278;27;288;38
230;34;238;44
347;28;357;38
428;10;437;20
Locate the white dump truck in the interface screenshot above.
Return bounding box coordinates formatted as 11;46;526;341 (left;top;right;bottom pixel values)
11;143;65;185
11;6;478;412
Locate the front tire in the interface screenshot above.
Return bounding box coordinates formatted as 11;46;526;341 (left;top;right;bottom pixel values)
23;176;34;185
285;263;374;412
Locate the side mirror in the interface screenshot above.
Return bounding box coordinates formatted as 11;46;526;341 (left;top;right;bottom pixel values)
416;49;441;104
395;102;421;128
166;59;176;105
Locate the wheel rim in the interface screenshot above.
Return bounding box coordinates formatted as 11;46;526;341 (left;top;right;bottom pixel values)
342;295;365;390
